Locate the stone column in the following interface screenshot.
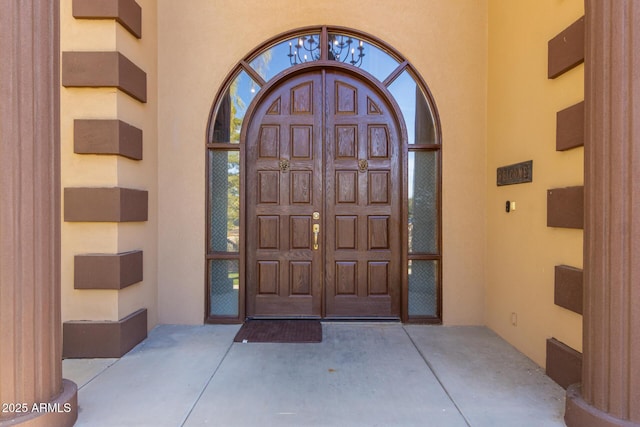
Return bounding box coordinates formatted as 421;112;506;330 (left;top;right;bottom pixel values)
565;1;640;426
0;1;77;426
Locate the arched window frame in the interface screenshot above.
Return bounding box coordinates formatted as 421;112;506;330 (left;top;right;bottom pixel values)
206;26;442;324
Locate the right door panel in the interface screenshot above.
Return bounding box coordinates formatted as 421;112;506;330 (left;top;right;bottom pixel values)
324;71;401;318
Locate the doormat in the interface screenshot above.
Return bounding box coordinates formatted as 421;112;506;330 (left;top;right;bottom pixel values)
233;319;322;343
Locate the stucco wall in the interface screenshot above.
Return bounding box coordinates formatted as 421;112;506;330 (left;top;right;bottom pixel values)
60;0;119;321
115;1;159;323
486;0;584;367
156;0;488;325
60;0;158;327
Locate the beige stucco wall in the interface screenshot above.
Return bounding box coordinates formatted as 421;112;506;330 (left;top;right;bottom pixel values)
60;0;158;327
115;1;159;322
156;0;488;325
486;0;584;367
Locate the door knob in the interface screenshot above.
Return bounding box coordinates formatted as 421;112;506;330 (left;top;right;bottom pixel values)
312;223;320;250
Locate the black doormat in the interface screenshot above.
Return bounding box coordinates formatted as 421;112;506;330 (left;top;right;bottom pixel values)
234;319;322;343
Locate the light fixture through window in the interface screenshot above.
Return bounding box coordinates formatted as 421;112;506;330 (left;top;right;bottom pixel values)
287;34;365;67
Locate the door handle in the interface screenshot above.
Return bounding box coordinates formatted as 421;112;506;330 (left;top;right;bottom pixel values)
312;224;320;250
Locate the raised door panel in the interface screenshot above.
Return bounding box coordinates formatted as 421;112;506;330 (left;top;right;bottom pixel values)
368;171;390;205
368;262;389;295
291;126;312;159
259;125;280;158
258;261;279;294
336;82;357;114
258;216;279;249
267;97;281;115
290;171;313;204
290;262;312;295
258;171;280;204
368;126;389;159
336;126;357;158
335;171;358;204
335;216;357;250
368;216;389;250
290;216;312;249
335;262;357;295
291;81;314;114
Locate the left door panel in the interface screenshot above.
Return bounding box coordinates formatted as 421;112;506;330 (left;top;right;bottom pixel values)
245;72;324;317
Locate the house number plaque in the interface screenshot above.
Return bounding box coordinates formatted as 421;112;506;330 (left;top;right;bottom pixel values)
497;160;533;186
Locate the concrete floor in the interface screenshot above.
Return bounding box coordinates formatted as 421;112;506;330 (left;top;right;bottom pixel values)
63;324;567;427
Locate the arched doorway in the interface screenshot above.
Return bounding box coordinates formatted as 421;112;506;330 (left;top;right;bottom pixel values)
206;27;441;323
246;68;402;318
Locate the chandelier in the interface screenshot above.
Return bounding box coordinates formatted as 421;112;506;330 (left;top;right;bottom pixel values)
288;34;365;67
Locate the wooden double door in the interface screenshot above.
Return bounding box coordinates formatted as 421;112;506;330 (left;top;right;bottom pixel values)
246;69;401;318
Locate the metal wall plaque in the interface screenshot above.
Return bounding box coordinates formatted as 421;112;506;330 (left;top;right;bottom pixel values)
497;160;533;186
